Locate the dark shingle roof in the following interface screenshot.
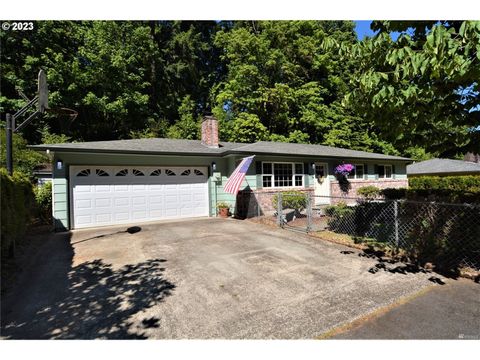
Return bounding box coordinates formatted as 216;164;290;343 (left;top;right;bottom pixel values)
407;158;480;175
30;138;410;161
233;141;409;160
30;138;245;156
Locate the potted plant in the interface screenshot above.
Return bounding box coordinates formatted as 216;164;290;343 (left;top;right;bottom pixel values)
217;202;230;218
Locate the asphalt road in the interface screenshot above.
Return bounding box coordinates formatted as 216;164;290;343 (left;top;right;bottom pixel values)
331;277;480;339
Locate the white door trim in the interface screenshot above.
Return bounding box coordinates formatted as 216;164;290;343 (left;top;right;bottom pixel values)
314;162;331;204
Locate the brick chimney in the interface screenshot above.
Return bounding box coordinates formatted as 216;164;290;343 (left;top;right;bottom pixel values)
201;115;219;148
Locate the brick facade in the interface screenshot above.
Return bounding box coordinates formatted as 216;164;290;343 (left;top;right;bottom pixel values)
201;116;219;148
330;179;408;204
236;187;314;218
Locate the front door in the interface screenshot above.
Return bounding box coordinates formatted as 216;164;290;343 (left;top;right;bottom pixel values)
314;162;330;204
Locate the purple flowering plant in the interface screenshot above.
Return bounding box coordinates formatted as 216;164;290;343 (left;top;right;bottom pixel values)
334;164;355;177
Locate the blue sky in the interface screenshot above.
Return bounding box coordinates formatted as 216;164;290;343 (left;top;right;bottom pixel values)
354;21;378;40
354;20;401;41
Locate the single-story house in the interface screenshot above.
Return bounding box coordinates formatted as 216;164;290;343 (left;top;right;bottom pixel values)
30;116;410;231
407;158;480;177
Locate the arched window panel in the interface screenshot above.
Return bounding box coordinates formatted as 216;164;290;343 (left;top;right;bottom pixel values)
96;169;109;177
76;169;91;177
115;169;128;176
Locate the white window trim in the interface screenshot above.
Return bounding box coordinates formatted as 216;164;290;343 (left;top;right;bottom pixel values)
262;161;304;188
348;164;365;180
378;164;393;179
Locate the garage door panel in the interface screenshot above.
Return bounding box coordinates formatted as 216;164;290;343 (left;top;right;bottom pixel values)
75;199;92;209
132;196;146;205
132;211;147;219
149;195;163;204
114;212;130;222
71;166;208;229
95;185;111;192
76;214;93;225
96;213;112;223
114;197;130;206
94;198;111;207
74;185;93;193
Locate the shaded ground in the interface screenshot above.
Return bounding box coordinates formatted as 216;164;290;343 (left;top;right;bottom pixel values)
330;278;480;339
1;218;448;339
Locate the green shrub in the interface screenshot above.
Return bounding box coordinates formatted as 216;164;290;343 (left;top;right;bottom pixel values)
357;186;381;199
272;191;308;212
381;187;407;200
0;168;35;255
34;182;53;223
381;176;480;203
324;202;356;233
324;202;354;217
409;175;480;193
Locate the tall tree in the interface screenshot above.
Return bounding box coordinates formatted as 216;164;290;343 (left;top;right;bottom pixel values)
212;21;396;153
340;21;480;158
1;21;225;142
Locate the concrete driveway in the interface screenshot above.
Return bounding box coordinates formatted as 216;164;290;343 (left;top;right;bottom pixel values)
1;218;447;339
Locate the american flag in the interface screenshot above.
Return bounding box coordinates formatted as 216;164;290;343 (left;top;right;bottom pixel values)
223;155;255;195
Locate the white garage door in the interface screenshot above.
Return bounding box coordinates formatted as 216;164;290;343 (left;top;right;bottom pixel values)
70;165;209;229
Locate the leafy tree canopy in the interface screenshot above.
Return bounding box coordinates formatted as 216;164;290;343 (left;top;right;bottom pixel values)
212;21;397;153
2;20;477;167
339;20;480;158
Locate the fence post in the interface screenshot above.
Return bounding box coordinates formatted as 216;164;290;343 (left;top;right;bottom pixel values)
394;200;399;246
277;192;283;228
257;192;260;218
306;192;312;233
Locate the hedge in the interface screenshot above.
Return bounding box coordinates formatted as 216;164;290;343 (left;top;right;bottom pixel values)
370;175;480;203
34;181;53;224
409;175;480;193
0;169;35;255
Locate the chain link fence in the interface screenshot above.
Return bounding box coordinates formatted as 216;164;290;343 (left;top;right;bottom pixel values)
230;191;480;271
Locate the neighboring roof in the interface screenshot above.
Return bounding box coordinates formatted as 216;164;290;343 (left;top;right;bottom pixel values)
407;158;480;175
29;138;410;161
33;163;53;175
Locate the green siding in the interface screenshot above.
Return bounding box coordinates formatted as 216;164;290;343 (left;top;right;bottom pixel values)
52;172;69;230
